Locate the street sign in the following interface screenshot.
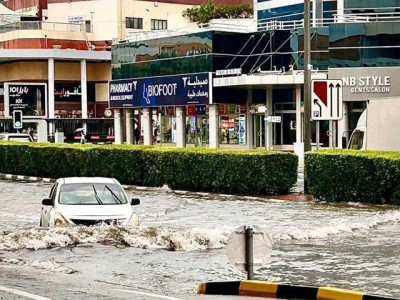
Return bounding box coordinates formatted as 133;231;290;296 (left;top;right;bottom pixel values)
311;79;343;120
226;225;272;272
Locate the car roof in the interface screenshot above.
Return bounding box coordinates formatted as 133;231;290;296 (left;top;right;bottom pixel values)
59;177;118;184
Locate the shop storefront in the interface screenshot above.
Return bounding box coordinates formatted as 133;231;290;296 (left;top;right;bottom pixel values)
109;72;216;147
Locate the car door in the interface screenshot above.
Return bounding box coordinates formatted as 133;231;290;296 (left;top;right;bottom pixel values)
41;182;58;227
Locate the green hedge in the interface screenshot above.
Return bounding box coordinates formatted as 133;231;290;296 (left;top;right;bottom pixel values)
305;149;400;205
0;142;298;196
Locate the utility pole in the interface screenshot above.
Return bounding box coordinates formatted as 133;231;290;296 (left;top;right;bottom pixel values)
303;0;311;152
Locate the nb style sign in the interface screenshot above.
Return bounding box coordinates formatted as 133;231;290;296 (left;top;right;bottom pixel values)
311;79;343;121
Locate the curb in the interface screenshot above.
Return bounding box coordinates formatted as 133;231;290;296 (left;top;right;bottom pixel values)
0;173;308;201
0;173;55;183
198;281;399;300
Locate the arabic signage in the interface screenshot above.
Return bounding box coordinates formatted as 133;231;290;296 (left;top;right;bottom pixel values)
328;67;400;101
4;83;47;118
216;68;242;76
109;72;212;108
54;83;95;102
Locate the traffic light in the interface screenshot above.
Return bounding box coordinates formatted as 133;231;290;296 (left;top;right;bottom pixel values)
13;110;23;129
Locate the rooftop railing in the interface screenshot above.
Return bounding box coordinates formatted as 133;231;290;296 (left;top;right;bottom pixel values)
0;21;87;34
257;11;400;31
1;6;400;44
121;19;256;43
122;9;400;43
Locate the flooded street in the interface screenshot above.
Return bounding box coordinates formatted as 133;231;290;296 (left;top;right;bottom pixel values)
0;179;400;299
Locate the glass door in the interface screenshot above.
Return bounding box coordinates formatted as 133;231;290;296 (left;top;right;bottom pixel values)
274;102;296;147
253;114;265;148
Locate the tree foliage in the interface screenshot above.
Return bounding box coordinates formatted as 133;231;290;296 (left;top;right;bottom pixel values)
182;1;253;25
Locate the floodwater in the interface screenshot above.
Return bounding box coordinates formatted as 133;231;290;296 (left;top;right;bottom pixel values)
0;179;399;299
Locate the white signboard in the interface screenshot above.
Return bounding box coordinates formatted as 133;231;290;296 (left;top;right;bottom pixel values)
311;79;343;121
329;67;400;101
266;116;281;123
216;68;242;76
257;105;266;113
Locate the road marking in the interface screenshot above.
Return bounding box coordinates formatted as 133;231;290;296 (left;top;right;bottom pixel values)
112;289;185;300
0;285;52;300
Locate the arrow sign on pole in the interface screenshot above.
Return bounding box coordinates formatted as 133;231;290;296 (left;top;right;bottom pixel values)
313;99;322;118
311;79;343;121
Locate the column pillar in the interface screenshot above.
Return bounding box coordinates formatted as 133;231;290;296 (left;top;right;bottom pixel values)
337;0;344;22
329;120;335;148
126;108;134;144
176;106;186;147
312;0;323;26
246;90;253;149
48;58;55;135
295;85;302;143
294;85;304;163
114;108;123;144
80;60;88;136
266;88;273;150
209;104;219;148
143;107;153;145
337;102;349;149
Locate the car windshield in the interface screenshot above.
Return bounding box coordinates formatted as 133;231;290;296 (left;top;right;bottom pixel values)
58;183;128;205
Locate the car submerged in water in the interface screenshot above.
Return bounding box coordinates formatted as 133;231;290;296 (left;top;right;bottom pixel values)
40;177;140;227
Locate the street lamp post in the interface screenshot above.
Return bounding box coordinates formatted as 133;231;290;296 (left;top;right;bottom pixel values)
303;0;311;152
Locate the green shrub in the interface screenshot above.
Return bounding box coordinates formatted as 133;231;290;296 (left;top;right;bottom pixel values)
305;149;400;204
0;143;298;196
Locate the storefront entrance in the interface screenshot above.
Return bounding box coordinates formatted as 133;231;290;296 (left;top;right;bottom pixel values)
253;114;266;148
274;102;296;150
251;102;297;150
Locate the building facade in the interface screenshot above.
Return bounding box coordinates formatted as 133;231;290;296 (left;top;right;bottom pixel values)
110;0;400;150
0;0;213;142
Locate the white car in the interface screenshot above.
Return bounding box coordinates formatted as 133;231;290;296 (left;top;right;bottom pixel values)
40;177;140;227
0;133;33;142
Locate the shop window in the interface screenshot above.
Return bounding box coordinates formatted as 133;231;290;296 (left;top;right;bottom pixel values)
220;115;239;144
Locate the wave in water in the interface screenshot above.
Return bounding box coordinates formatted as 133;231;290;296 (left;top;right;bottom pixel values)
276;209;400;240
0;210;399;251
0;257;77;274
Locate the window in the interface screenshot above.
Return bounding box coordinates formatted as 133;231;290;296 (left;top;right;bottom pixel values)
126;17;143;29
59;183;128;205
151;19;167;30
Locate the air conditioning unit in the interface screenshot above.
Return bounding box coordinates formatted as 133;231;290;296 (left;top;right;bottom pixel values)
53;45;61;49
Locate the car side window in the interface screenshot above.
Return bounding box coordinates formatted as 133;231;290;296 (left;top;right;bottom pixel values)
48;183;58;205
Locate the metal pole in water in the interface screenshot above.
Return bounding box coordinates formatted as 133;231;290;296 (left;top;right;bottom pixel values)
245;226;254;280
